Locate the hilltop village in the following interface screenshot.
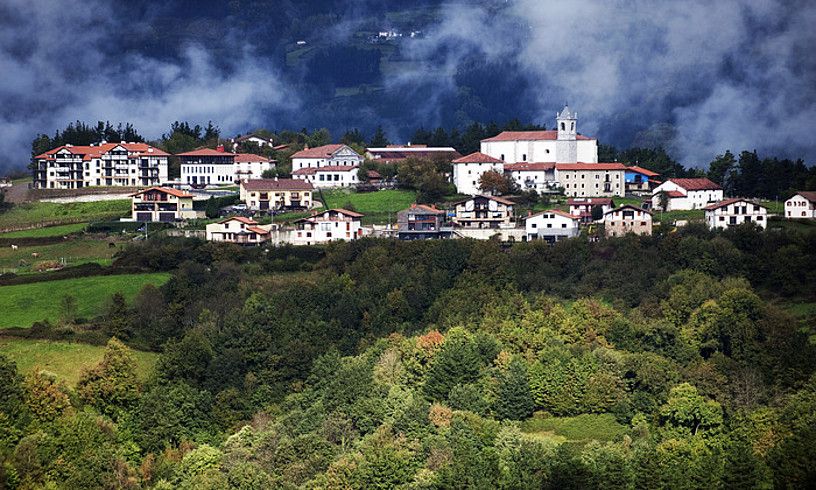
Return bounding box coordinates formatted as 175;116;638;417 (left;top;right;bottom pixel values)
27;106;813;248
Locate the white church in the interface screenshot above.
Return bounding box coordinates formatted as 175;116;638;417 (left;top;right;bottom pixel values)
452;106;626;197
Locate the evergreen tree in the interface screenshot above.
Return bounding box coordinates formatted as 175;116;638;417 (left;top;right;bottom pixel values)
424;332;482;401
494;358;534;420
76;338;140;418
369;126;389;147
205;196;220;219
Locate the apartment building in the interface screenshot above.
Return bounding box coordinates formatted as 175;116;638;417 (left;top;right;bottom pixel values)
397;204;448;240
451;195;515;229
604;205;653;237
555;163;627;197
33;142;169;189
292;165;359;188
239;179;314;210
178;147;236;186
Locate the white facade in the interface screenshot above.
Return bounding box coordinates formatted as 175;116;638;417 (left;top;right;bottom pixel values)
182;163;235;186
131;187;196;222
291;144;363;170
452;161;504;196
556;164;626;197
705;199;768;230
291;209;364;245
234;154;275;182
652;179;724;211
33;143;169;189
292;166;359;188
525;210;580;241
505;163;558;192
480;137;598;165
784;193;816;219
604;206;653;237
206;217;272;244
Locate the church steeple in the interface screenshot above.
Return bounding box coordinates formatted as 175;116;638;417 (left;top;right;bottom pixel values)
557;104;577;141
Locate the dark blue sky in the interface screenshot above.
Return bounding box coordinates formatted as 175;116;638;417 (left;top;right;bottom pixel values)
1;0;814;171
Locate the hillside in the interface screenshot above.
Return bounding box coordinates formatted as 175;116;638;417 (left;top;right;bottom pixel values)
0;225;815;487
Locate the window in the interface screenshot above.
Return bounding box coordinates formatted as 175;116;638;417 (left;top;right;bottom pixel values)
546;224;552;228
531;223;537;228
756;216;763;221
561;223;567;228
522;154;527;161
560;122;565;130
500;154;505;160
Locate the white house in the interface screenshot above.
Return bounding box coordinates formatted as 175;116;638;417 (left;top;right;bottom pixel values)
234;134;274;148
651;178;723;211
290;144;363;170
604;205;653;237
33;142;169;189
704;198;768;230
555;163;627;197
234;153;275;182
292;165;359;188
480;106;598;164
206;216;272;244
131;187;196;222
291;209;365;245
451;152;505;196
784;191;816;219
178;148;236;186
504;162;557;192
525;209;580;242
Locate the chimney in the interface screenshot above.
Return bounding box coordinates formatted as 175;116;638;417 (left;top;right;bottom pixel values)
216;144;225;152
527;210;532;217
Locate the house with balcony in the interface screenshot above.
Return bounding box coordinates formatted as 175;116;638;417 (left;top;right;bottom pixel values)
234;153;275;182
504;162;558;192
567;197;615;223
784;191;816;219
33;142;169;189
704;198;768;230
451;195;515;229
131;187;196;222
604;205;653;237
554;163;627;197
205;216;272;244
291;209;365;245
239;178;314;211
525;209;581;242
396;204;449;240
290;144;363;170
651;178;723;211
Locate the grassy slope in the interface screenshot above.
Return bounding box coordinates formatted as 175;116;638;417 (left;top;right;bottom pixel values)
0;272;170;328
520;413;628;446
0;239;122;272
0;223;88;238
0;338;157;386
321;188;417;224
0;200;130;229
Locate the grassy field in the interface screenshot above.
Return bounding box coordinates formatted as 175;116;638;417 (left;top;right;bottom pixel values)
0;272;170;328
520;413;628;445
321;189;417;224
0;338;157;386
0;222;88;238
0;200;130;229
0;238;122;273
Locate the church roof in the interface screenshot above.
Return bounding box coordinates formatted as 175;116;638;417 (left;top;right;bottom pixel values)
481;131;594;142
558;104;576;119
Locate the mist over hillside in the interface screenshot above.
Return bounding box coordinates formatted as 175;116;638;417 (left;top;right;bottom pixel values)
1;0;814;171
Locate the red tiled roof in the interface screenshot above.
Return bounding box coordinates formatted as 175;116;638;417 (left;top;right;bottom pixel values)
292;165;358;175
240;178;314;191
568;198;614;206
605;204;652;216
291;144;349;159
406;203;445;214
626;165;660;177
233;153;271;163
482;130;594;142
176;148;234;157
246;226;269;235
130;186;193;198
703;198;764;211
667;178;722;191
555;162;627;171
220;216;258;225
664;190;685;198
296;208;365;222
35;142;169;160
367;170;382;179
452;151;504;164
452;194;515;206
367;149;462;162
504;162;555;171
792;191;816;203
529;209;579;220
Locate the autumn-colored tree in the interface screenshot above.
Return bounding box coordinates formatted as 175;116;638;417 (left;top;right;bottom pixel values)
478;170;517;196
76;338;140;418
